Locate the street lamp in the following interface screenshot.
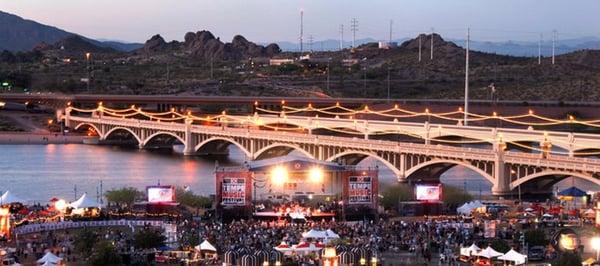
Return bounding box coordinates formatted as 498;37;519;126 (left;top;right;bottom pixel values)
85;52;91;92
591;236;600;261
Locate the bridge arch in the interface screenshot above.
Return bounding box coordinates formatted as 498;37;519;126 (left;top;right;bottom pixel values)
254;143;315;160
510;171;600;190
325;150;401;177
404;159;495;184
194;137;251;157
74;122;103;137
103;127;142;143
142;131;185;147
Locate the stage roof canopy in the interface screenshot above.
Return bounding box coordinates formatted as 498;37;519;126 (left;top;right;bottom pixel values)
246;156;345;172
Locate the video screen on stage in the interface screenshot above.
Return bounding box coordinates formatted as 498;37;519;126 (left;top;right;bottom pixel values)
348;176;372;204
222;177;246;205
147;186;175;203
415;184;442;201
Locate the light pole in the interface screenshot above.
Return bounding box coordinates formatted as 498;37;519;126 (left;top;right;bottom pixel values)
85;52;91;92
387;63;391;102
511;169;520;203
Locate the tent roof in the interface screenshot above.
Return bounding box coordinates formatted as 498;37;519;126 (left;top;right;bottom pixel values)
325;229;340;238
558;186;587;197
196;240;217;252
37;252;62;264
246;156;344;172
302;229;327;238
498;249;527;264
0;191;24;204
476;246;504;258
69;193;100;209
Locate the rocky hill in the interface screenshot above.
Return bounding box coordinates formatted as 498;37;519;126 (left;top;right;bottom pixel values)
136;30;281;60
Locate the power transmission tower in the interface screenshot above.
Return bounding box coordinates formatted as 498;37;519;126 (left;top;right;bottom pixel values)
339;24;344;50
308;35;314;52
299;10;304;53
389;20;393;43
351;18;359;48
430;27;435;60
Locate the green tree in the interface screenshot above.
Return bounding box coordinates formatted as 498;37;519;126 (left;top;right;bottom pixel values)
552;251;581;266
525;229;548;246
442;185;473;207
176;187;212;209
74;228;98;258
489;238;510;253
380;184;413;210
134;227;166;250
90;241;123;266
105;187;144;206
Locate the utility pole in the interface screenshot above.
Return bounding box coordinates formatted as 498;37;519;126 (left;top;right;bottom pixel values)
351;18;359;48
418;35;422;62
339;24;344;50
538;33;542;65
327;58;331;91
430;27;434;60
387;63;391;102
299;10;304;53
464;28;470;126
210;55;214;79
389;20;393;43
552;29;557;65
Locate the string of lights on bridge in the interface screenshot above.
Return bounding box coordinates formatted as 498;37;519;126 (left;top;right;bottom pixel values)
67;102;600;156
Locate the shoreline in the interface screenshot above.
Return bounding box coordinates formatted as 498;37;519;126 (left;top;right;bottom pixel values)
0;132;86;144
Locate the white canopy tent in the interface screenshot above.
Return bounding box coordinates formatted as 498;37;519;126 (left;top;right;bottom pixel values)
0;191;24;205
325;229;340;239
195;240;217;252
37;251;62;264
302;229;327;239
40;262;53;266
69;193;100;209
460;243;481;257
498;249;527;265
476;246;504;259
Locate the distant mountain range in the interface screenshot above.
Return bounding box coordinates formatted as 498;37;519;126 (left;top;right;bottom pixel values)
2;9;599;57
0;10;142;52
272;36;600;57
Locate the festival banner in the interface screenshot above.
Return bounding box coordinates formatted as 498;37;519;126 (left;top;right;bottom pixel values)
348;176;373;204
221;177;247;205
484;220;497;238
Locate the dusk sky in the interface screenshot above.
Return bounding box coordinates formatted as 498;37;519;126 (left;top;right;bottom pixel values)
1;0;599;43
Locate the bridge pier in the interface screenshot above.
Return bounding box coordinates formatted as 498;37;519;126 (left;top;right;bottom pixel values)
183;118;195;156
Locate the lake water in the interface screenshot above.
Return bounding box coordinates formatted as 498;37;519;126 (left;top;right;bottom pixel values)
0;144;596;203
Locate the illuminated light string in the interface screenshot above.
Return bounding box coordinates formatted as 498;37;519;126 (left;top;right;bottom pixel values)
67;105;600;156
252;103;600;128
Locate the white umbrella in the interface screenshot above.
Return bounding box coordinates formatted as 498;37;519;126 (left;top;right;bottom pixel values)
0;191;24;204
542;213;554;218
498;249;527;265
37;252;62;264
302;229;327;239
69;193;99;209
524;207;534;212
195;240;217;252
476;246;504;259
